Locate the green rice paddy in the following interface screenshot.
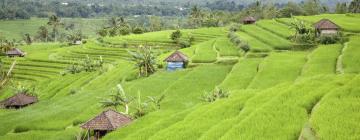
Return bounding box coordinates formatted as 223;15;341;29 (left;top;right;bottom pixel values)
0;14;360;140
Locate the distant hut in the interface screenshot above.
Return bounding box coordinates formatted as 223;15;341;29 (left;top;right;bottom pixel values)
164;51;189;71
6;48;25;57
80;109;132;139
242;16;256;24
0;93;38;109
72;40;82;45
314;19;340;36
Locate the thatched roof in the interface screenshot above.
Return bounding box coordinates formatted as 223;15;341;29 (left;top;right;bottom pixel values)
80;109;132;131
242;16;256;22
164;51;188;62
314;19;340;30
0;93;38;107
6;48;25;56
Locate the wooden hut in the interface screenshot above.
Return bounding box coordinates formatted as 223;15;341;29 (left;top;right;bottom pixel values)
242;16;256;24
164;51;189;71
6;48;25;57
80;109;132;139
314;19;340;36
0;93;38;109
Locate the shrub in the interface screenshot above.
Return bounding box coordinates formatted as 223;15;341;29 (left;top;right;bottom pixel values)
239;43;251;52
66;63;82;74
69;88;78;95
119;27;131;35
97;28;108;37
202;87;229;102
171;30;182;43
82;40;87;44
14;126;30;133
12;83;37;96
179;40;191;48
229;24;241;32
133;27;144;34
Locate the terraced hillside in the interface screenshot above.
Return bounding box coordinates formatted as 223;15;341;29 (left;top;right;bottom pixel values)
0;14;360;140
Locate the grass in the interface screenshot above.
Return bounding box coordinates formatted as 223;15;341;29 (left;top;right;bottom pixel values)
220;58;263;91
236;31;272;52
240;25;293;50
301;44;342;77
256;19;295;39
0;18;106;40
311;75;360;140
0;14;360;140
343;36;360;74
191;40;218;63
220;75;353;140
248;52;307;89
214;37;240;57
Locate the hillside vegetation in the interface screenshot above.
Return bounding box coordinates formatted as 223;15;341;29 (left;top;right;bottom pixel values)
0;14;360;140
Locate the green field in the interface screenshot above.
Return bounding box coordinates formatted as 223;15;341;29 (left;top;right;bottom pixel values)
0;14;360;140
0;18;106;40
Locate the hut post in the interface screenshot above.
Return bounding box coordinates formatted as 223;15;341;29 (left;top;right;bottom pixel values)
87;129;90;140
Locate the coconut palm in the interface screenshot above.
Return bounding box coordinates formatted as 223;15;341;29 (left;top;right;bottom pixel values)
100;84;132;115
47;15;64;42
128;45;156;77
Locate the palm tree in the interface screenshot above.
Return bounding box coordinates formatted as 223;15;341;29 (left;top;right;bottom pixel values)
47;15;64;42
36;26;49;42
128;45;156;77
108;17;120;29
100;84;132;114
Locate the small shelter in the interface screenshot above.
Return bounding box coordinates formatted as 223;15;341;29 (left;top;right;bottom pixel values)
6;48;25;57
242;16;256;24
72;40;82;45
164;51;189;71
0;93;38;109
314;19;340;36
80;109;132;139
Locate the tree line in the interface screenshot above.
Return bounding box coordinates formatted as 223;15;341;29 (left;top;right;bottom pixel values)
0;0;359;20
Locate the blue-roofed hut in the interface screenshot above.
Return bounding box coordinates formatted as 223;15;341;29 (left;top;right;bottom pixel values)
164;51;189;71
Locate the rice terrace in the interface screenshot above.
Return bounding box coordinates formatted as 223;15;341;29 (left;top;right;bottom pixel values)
0;0;360;140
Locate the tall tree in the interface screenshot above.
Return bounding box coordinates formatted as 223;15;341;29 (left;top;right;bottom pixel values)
23;33;32;45
36;26;49;42
280;2;305;17
188;6;204;28
348;0;360;13
149;16;162;31
303;0;322;15
335;3;348;14
47;15;64;42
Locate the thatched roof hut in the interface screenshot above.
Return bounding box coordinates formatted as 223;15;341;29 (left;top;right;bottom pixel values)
0;93;38;109
81;109;132;139
242;16;256;24
6;48;25;57
164;51;188;62
314;19;340;36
